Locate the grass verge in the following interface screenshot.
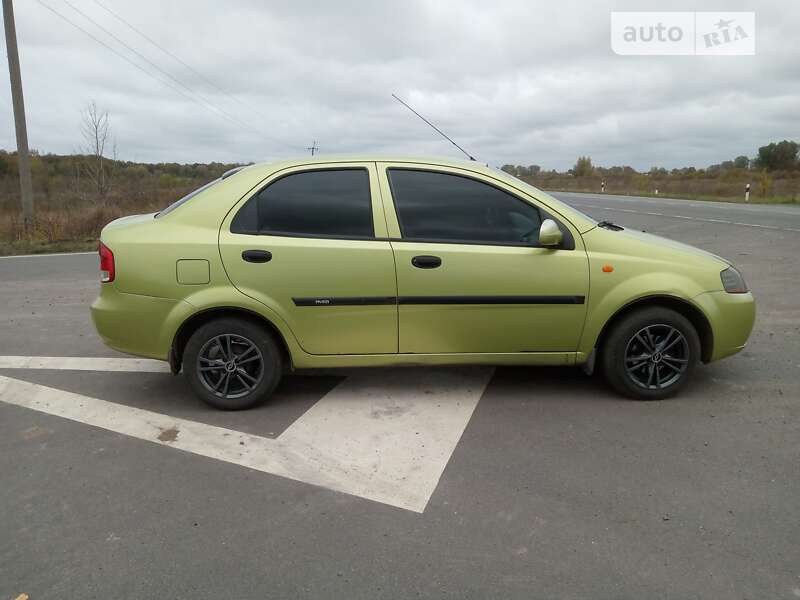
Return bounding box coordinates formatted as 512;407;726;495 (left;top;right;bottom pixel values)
0;238;97;257
542;188;799;204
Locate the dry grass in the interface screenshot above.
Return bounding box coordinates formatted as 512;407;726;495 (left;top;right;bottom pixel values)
528;172;800;203
0;200;163;256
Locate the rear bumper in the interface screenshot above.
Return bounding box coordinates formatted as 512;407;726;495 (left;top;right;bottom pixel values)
90;285;193;361
693;290;756;362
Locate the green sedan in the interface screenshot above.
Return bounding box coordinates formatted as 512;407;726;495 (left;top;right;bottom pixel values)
90;157;755;409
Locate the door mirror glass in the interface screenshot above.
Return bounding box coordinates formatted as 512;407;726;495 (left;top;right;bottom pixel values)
538;219;563;247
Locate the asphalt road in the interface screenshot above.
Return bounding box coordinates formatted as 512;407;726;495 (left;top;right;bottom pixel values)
1;192;798;599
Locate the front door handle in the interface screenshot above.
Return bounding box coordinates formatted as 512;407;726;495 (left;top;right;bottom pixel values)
242;249;272;263
412;255;442;269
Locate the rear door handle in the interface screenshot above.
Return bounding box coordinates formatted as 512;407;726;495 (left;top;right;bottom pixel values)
412;255;442;269
242;249;272;263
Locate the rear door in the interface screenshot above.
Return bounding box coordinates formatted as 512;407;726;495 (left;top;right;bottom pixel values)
219;163;397;355
378;163;589;354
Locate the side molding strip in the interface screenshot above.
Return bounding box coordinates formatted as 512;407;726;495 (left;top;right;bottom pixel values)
399;295;585;305
293;296;585;306
293;297;397;307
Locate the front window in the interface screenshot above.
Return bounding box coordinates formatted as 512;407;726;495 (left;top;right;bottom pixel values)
491;167;598;225
388;168;543;245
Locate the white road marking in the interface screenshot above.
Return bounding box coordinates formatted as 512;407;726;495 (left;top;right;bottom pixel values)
573;205;798;232
0;356;168;372
0;251;96;259
733;222;779;229
0;365;493;513
555;191;800;216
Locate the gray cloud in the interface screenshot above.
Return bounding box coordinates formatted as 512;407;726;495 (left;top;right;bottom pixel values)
1;0;797;169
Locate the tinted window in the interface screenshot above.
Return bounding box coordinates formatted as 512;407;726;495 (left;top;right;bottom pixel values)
388;169;542;244
157;178;220;218
157;167;246;218
231;169;373;238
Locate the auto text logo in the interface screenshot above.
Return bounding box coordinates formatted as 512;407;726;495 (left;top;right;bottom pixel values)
611;12;755;56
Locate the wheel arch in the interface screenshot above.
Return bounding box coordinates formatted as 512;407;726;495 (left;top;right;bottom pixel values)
594;295;714;364
170;306;293;373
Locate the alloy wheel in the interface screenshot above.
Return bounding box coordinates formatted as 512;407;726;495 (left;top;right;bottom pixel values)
624;324;690;390
196;333;264;399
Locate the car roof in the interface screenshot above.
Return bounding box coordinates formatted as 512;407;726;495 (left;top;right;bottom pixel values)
239;155;491;174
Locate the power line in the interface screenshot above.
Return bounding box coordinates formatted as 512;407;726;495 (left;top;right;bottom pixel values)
91;0;274;125
59;0;255;132
35;0;247;131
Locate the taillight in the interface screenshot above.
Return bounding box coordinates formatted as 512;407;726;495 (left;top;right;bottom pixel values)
99;241;115;283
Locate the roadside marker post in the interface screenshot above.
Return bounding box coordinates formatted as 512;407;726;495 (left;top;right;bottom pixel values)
745;183;750;202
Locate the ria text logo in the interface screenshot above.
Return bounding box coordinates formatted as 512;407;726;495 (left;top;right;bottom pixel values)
611;12;755;56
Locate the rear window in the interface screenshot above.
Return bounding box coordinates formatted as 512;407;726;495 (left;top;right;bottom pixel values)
156;179;220;218
156;166;244;218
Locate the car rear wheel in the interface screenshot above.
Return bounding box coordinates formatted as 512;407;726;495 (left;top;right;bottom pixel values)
184;318;282;410
601;307;700;400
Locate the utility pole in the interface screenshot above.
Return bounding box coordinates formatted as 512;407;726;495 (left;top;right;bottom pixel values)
3;0;34;232
306;141;319;156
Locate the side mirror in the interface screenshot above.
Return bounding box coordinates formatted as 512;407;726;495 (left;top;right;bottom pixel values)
538;219;563;247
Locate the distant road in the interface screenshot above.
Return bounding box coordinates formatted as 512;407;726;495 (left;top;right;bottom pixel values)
551;191;800;233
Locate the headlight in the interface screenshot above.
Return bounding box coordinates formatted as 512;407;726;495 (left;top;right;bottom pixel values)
720;267;748;294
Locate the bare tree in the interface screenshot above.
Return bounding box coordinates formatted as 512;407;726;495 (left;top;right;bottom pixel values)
79;101;116;201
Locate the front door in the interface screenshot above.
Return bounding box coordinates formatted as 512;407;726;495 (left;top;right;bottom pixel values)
380;165;589;354
219;163;397;355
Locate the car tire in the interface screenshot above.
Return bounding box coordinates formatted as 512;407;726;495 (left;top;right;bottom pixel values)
601;307;700;400
183;317;283;410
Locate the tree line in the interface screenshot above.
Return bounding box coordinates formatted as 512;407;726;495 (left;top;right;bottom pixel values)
501;140;800;179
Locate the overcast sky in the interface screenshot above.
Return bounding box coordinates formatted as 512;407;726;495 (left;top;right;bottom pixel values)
1;0;798;170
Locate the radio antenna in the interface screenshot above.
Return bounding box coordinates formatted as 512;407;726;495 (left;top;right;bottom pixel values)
392;93;475;161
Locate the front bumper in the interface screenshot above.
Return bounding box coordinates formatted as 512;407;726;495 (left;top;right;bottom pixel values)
693;290;756;362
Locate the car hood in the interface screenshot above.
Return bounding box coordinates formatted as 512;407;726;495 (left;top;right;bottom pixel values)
585;225;730;268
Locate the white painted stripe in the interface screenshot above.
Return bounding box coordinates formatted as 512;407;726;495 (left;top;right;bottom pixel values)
277;367;492;512
556;191;800;215
0;251;95;259
732;222;779;229
0;367;493;512
0;356;168;372
575;205;797;232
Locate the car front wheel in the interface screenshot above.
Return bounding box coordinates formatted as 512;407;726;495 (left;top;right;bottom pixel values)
601;307;701;400
183;317;283;410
